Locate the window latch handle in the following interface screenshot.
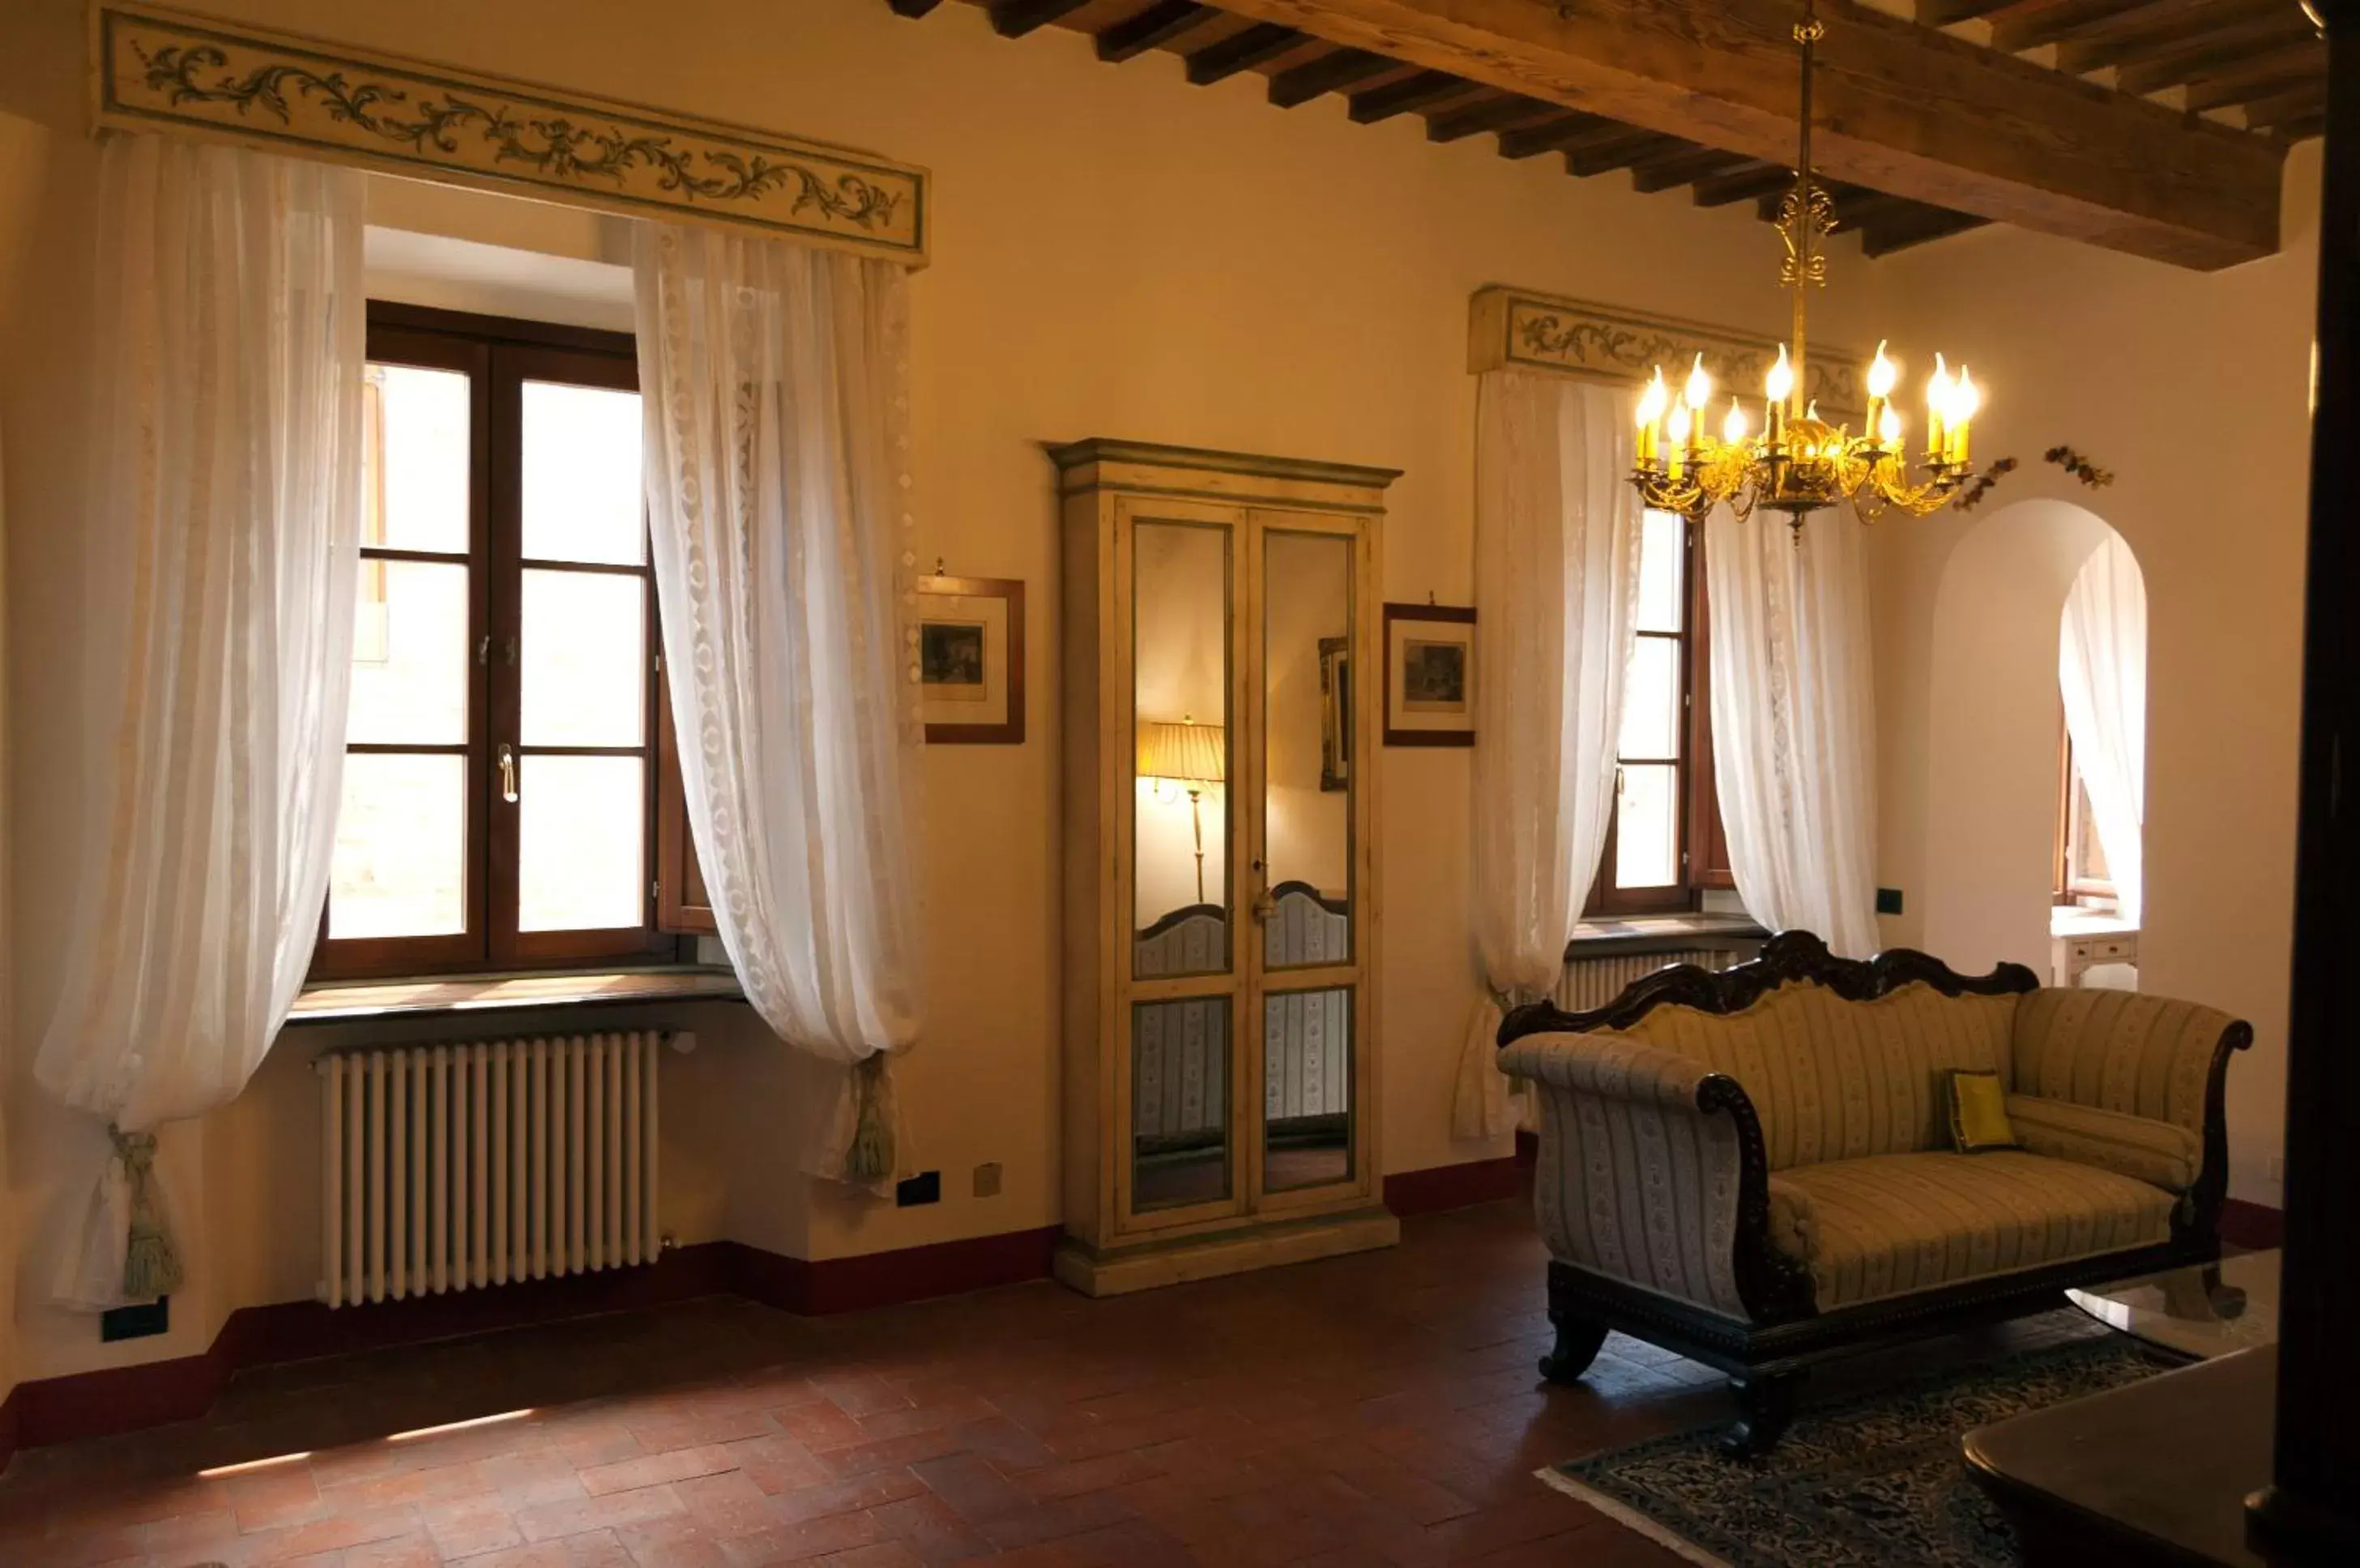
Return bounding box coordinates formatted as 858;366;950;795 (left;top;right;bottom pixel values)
499;744;519;803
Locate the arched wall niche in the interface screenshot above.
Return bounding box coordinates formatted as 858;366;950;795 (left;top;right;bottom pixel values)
1922;497;2140;975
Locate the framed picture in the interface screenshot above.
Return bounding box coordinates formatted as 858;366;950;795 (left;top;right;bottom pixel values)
1318;635;1350;791
916;575;1025;744
1383;603;1475;747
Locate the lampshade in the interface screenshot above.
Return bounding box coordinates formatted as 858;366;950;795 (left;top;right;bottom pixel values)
1138;717;1226;785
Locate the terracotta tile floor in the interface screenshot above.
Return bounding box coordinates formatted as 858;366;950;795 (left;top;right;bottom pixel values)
0;1200;2031;1566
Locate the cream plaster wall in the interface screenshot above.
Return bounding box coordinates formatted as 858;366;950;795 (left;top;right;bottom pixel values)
2;0;2304;1393
1868;141;2321;1207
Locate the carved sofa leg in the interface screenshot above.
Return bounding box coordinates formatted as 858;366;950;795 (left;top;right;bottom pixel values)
1538;1311;1611;1383
1722;1370;1804;1459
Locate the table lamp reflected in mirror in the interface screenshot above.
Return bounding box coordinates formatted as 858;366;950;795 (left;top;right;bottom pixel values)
1138;715;1226;905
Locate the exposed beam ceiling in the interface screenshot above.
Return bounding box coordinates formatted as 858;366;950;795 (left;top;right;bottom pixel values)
1198;0;2283;267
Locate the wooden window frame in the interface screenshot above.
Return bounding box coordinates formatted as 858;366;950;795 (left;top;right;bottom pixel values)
313;302;703;981
1589;511;1734;916
2053;723;2119;908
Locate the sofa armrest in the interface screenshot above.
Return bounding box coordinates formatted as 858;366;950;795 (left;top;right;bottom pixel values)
1499;1032;1814;1324
2012;990;2252;1244
2004;1094;2201;1193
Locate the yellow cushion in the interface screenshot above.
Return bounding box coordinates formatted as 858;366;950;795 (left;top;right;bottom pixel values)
1770;1150;2175;1309
1947;1069;2018;1152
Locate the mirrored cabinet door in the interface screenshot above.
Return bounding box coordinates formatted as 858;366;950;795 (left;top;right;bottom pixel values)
1131;520;1232;982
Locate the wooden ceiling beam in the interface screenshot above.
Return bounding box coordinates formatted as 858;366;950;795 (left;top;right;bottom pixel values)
887;0;944;15
1267;46;1393;106
1186;22;1305;84
1347;69;1474;123
2115;15;2319;92
1564;130;1685;178
2242;81;2329;129
1692;160;1795;207
2051;0;2276;73
1628;145;1752;193
1497;111;1617;159
1095;1;1216;63
2183;42;2327;111
989;0;1090;37
1862;206;1991;257
1989;0;2142;53
1204;0;2284;266
1918;0;2029;25
1426;93;1552;143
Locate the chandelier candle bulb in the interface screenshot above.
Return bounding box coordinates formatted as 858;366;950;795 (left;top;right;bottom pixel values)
1723;398;1748;445
1636;369;1668;466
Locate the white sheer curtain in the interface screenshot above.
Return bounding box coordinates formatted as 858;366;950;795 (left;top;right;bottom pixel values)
1705;505;1880;958
1453;373;1642;1140
36;135;366;1308
634;221;926;1192
2060;535;2147;924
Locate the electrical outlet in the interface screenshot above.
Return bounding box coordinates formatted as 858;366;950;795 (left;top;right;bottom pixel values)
973;1162;1003;1199
1875;887;1905;916
895;1170;941;1208
101;1295;170;1343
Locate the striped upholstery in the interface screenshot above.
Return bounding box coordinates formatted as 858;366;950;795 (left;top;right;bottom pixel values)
2005;1094;2200;1193
1502;1033;1748;1319
1621;980;2021;1170
1773;1151;2175;1308
2012;989;2237;1140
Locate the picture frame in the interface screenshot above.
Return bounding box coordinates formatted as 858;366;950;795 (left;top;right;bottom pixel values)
1382;603;1475;747
916;574;1026;744
1318;635;1350;791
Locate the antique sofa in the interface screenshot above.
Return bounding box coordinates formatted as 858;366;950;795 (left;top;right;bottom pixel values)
1496;931;2250;1455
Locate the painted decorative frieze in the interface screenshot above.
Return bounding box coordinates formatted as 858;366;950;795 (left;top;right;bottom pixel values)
1469;287;1865;420
92;2;930;265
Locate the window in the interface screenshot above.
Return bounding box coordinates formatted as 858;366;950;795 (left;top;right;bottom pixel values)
315;304;708;980
2054;729;2116;908
1588;509;1734;915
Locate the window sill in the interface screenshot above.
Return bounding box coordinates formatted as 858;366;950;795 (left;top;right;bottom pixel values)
288;965;744;1025
1565;912;1768;959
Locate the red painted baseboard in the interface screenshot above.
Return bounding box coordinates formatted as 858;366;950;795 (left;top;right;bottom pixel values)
0;1224;1064;1461
1383;1130;1539;1217
2221;1198;2285;1251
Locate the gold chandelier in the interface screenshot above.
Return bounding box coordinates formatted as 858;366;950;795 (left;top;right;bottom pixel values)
1630;0;1980;529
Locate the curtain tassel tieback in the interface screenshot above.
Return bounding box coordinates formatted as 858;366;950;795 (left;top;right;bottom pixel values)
845;1055;894;1184
109;1124;184;1301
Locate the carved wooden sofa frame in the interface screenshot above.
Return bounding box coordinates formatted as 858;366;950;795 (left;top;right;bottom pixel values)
1497;931;2251;1456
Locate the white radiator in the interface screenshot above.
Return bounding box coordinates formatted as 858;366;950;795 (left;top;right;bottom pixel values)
1556;948;1751;1012
316;1033;665;1308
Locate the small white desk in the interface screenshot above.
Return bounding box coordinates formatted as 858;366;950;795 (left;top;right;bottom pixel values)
2051;909;2139;988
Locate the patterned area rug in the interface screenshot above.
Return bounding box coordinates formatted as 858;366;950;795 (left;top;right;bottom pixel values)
1542;1330;2174;1567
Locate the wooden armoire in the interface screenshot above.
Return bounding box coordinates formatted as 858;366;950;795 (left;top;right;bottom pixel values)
1050;438;1401;1296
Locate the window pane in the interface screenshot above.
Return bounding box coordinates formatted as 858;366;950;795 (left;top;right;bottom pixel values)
522;569;646;748
1619;637;1682;761
1634;509;1686;633
330;753;466;937
1615;763;1679;888
519;755;645;931
348;559;470;745
522;381;646;565
368;364;471;555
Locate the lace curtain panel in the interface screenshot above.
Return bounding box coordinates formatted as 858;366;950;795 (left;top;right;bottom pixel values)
1704;504;1880;959
1453;373;1642;1140
632;221;927;1191
2059;535;2148;924
36;134;367;1309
